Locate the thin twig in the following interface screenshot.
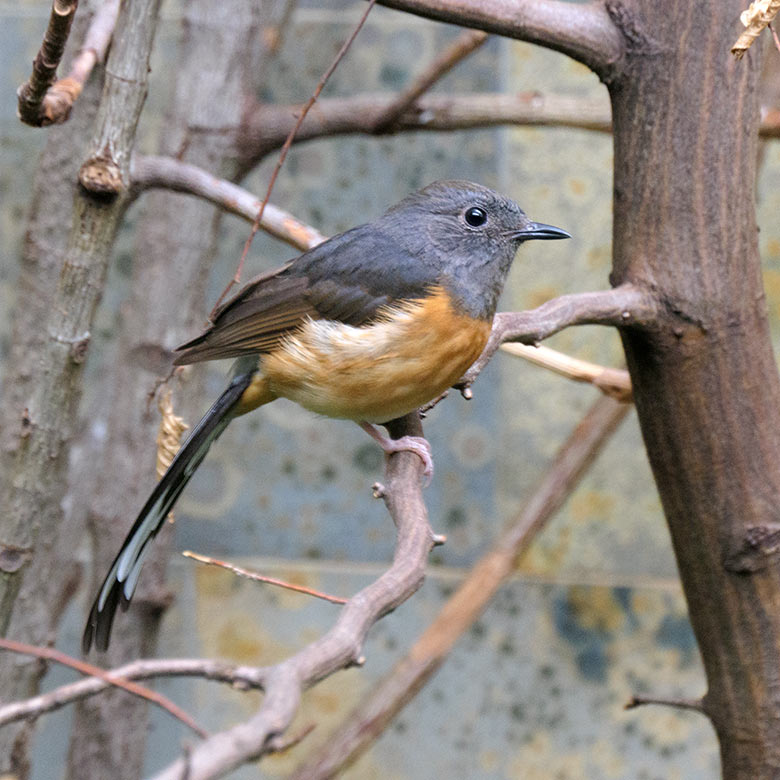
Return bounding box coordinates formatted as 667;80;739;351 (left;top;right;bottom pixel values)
182;551;348;604
17;0;79;126
625;694;706;714
289;395;630;779
372;29;489;132
0;638;207;737
0;658;267;727
500;343;632;401
770;21;780;51
210;0;378;317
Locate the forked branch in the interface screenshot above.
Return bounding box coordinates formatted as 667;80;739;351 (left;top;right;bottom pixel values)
149;414;434;779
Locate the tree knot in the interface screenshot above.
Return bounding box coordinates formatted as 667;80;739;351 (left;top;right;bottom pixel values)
723;524;780;573
0;543;34;574
78;154;124;200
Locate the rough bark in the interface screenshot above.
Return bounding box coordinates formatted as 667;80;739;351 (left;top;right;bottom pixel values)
0;0;160;632
608;2;780;776
66;2;289;778
0;0;153;775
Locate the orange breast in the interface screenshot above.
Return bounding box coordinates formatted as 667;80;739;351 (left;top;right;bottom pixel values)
260;286;492;423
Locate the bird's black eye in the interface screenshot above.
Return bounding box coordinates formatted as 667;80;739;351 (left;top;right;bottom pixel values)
464;206;488;227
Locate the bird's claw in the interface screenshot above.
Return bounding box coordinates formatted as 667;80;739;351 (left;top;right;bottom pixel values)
381;434;434;487
359;423;434;487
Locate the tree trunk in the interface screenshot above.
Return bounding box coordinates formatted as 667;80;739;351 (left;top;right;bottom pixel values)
66;2;288;777
0;0;157;775
609;1;780;775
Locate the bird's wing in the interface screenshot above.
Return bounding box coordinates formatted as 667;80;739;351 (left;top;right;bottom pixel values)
174;224;437;365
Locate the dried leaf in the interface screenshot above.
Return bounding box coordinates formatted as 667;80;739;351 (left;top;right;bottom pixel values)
731;0;780;59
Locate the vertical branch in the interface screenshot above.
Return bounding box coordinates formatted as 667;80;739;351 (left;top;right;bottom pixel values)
0;0;160;775
609;1;780;775
67;2;292;779
0;0;161;649
0;2;108;771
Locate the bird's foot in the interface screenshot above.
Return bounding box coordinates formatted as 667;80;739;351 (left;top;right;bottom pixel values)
359;422;434;487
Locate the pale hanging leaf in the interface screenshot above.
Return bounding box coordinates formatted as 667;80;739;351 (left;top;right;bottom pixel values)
155;389;189;521
732;0;780;59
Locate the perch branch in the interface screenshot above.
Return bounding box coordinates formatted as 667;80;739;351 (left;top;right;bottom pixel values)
500;343;632;401
461;284;659;386
0;638;206;736
181;551;347;604
130;155;326;251
371;0;624;79
372;28;489;132
290;394;630;779
150;414;434;779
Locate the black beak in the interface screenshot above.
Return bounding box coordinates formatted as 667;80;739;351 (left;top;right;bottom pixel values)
512;222;571;241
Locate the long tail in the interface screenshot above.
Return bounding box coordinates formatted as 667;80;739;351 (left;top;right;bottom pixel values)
83;361;260;653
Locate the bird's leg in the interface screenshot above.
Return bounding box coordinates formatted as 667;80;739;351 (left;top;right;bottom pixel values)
358;422;434;487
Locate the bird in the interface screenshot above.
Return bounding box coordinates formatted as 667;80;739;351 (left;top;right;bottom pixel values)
82;180;570;652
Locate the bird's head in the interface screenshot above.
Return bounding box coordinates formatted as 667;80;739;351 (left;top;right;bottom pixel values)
382;180;570;319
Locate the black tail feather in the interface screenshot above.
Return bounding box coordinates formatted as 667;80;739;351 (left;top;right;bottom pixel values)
83;367;257;653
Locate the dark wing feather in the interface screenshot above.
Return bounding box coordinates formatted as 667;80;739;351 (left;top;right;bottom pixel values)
175;272;316;363
175;223;437;365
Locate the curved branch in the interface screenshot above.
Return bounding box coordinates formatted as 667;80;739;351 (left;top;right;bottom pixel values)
372;0;624;79
130;155;326;251
0;657;265;727
150;414;434;780
462;284;659;385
